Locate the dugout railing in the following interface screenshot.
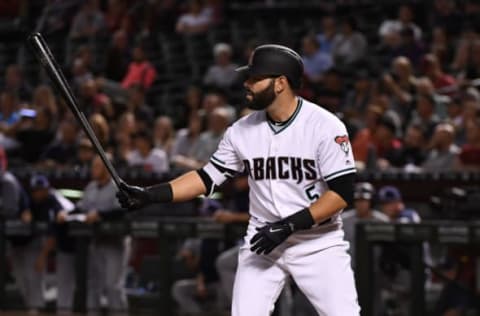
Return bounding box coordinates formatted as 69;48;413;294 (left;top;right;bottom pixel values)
1;219;480;314
0;218;246;314
355;221;480;316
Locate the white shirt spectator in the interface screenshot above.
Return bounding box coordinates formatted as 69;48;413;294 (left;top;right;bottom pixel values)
379;20;422;41
127;148;169;174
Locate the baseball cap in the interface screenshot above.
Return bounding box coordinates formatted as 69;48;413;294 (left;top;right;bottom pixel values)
30;174;50;189
377;186;402;203
354;182;375;200
236;44;304;89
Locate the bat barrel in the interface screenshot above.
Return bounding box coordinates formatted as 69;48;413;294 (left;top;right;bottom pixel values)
27;33;122;188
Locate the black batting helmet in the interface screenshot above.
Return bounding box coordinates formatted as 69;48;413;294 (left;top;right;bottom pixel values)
236;44;304;89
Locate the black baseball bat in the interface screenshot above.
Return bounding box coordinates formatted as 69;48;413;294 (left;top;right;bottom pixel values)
27;32;122;188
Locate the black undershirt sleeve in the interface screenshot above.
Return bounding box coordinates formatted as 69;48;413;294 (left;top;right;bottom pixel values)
196;168;214;194
197;161;239;195
326;173;355;206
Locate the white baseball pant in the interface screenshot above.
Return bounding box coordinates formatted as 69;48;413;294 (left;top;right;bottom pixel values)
231;222;360;316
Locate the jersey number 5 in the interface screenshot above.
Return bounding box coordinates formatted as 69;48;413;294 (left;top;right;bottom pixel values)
305;184;319;201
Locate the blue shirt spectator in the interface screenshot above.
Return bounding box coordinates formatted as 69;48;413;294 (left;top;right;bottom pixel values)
301;34;333;83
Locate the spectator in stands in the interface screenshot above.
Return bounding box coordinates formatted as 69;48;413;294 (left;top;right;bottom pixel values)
104;30;130;82
153;116;175;156
315;68;344;113
69;0;106;39
422;122;460;171
14;107;56;164
73;137;96;173
446;95;463;133
71;57;94;94
126;83;154;129
391;123;427;169
32;85;59;119
431;0;463;36
74;45;96;75
373;116;403;171
422;53;457;95
451;23;480;76
194;107;231;166
127;130;169;174
89;113;110;147
397;26;425;68
430;26;455;69
382;56;417;121
341;182;389;267
175;0;212;35
178;85;203;128
301;34;333;84
316;16;338;55
80;78;114;119
408;93;441;140
113;112;137;165
456;118;480;170
379;4;422;43
76;154;130;314
203;43;239;90
200;90;236;123
352;104;384;169
4;64;32;102
416;76;449;121
331;16;367;72
341;69;373;122
104;0;129;32
121;44;157;90
0;90;20;127
39;119;79;168
0;90;22;151
171;114;204;171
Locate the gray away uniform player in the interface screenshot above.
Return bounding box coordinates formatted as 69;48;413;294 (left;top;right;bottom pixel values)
118;44;360;316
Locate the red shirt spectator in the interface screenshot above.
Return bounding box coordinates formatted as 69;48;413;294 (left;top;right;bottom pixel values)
121;46;157;89
457;119;480;169
422;53;457;95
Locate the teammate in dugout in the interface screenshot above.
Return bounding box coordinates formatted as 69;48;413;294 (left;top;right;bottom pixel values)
117;44;360;315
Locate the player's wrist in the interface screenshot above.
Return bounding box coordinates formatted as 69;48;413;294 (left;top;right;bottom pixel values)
145;183;173;203
285;208;315;231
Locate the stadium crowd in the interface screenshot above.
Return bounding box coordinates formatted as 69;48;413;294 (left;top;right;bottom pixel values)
0;0;480;175
0;0;479;315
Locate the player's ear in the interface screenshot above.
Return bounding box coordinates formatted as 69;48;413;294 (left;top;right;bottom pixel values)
275;76;288;94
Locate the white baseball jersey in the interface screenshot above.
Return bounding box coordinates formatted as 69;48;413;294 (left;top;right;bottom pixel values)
203;98;356;224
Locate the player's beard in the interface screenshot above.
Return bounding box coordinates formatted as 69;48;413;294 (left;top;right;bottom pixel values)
245;79;276;110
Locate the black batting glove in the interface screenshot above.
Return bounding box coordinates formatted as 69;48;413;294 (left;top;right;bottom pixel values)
250;220;293;255
250;208;315;255
117;181;152;210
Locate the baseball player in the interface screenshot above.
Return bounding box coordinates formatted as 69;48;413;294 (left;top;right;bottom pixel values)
118;44;360;316
341;182;389;267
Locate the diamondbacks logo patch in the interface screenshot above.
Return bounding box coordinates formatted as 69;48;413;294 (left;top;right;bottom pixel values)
335;135;350;155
